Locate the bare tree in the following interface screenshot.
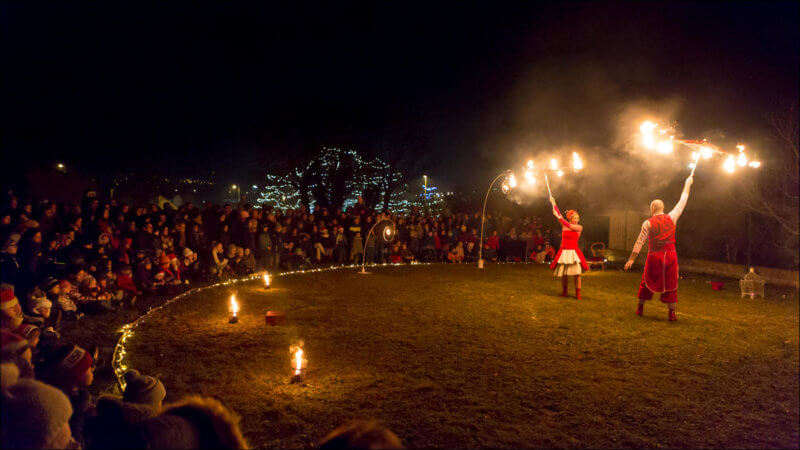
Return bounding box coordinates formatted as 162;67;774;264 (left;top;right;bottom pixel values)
741;103;799;237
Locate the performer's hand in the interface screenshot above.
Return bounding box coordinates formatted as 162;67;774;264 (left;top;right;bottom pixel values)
623;259;633;271
549;195;555;205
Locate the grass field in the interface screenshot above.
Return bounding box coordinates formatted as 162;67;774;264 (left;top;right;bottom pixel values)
77;264;799;448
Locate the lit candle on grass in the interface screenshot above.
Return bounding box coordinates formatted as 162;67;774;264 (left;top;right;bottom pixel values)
229;294;239;324
263;273;271;289
291;345;306;383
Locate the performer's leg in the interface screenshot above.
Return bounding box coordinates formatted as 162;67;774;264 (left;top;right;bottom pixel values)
574;275;582;299
561;275;568;297
660;290;678;321
637;279;653;316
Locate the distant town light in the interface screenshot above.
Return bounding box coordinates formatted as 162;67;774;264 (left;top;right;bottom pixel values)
57;163;65;169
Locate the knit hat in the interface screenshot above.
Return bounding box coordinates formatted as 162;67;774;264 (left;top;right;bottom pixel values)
40;277;59;293
25;295;52;313
1;363;74;449
1;331;30;355
41;344;93;388
123;370;167;408
13;324;40;343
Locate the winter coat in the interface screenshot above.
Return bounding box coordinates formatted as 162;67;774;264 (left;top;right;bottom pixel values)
134;396;248;449
85;395;157;449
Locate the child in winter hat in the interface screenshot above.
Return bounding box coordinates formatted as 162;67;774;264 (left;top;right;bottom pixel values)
38;343;94;392
0;283;23;329
123;369;167;411
1;363;78;449
1;330;32;366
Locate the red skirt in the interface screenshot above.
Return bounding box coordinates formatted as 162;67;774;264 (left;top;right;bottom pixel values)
643;248;679;293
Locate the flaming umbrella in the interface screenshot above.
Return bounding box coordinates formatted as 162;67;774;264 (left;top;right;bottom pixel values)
639;121;761;175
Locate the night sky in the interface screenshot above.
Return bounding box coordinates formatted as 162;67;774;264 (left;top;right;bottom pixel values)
2;2;797;189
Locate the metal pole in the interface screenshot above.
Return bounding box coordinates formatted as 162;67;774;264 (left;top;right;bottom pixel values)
747;212;752;267
478;171;510;269
360;218;397;274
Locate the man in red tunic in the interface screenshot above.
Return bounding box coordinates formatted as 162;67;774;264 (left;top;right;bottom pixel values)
624;176;693;321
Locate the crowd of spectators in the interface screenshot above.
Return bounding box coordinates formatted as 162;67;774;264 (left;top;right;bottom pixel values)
0;188;556;448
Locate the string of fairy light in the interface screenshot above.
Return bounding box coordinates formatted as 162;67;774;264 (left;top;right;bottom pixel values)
257;147;419;212
111;260;546;390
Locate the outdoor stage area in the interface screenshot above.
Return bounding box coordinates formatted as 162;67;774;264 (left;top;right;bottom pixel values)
100;264;798;448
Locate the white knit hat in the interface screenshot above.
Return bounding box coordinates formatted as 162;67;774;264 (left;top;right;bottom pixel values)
25;295;52;314
1;363;74;449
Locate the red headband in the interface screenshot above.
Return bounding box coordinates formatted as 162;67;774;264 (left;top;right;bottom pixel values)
566;210;578;221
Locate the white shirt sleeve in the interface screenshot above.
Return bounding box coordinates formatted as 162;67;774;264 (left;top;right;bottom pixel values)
632;220;650;254
668;192;689;224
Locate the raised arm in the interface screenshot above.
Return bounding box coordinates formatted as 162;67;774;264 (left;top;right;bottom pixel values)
668;176;693;223
550;197;582;231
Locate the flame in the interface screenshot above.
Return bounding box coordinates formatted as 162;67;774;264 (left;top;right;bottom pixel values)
229;294;239;317
572;152;583;170
263;273;271;287
524;168;536;183
723;155;736;173
640;121;658;149
737;153;747;167
549;158;558;170
293;347;304;375
508;173;517;188
700;146;713;159
656;140;673;154
526;160;534;169
556;170;564;177
748;161;761;168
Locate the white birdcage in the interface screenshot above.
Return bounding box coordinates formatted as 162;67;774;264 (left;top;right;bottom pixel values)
740;267;765;299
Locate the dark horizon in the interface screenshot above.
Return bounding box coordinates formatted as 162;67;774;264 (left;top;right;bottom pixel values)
2;2;798;191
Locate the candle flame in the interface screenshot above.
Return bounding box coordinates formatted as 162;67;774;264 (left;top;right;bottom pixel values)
292;347;304;375
229;294;239;317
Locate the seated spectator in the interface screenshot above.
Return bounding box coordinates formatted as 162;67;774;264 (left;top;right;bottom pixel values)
1;363;78;449
319;419;402;449
447;241;465;263
134;396;248;448
1;284;24;329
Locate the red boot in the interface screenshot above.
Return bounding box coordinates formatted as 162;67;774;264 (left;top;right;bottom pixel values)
575;288;581;300
668;309;677;321
635;303;644;316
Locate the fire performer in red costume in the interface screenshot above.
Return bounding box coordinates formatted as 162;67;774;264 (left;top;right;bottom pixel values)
548;197;589;299
624;175;693;321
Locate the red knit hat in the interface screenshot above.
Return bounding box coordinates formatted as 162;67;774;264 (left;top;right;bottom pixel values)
1;330;30;355
42;344;93;387
13;323;41;343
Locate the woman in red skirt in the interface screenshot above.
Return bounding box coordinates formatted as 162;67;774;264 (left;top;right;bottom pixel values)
549;196;589;299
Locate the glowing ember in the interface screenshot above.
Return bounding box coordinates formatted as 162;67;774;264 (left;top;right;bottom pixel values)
572;152;583;170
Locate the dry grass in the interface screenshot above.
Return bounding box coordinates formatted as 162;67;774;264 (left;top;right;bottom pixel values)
90;265;799;448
